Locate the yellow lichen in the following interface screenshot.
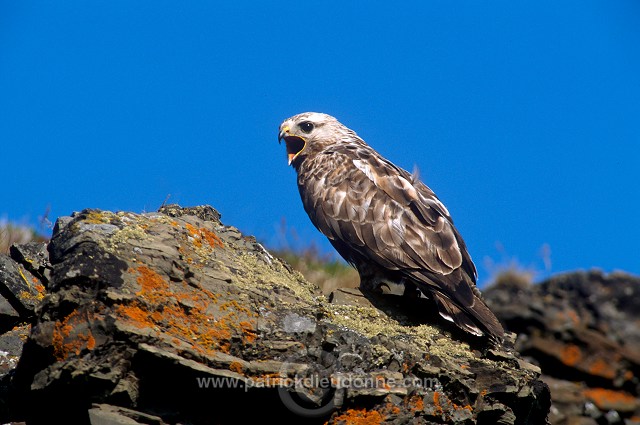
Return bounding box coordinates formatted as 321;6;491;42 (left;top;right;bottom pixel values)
83;210;113;224
327;304;439;353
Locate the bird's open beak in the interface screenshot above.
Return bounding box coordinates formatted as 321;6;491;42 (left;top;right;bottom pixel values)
278;126;307;166
277;127;288;143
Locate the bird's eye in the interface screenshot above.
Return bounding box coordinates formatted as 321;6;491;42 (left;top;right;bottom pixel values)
299;121;314;134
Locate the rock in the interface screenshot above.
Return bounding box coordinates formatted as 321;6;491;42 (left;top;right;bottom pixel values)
0;324;30;375
0;205;549;424
0;323;30;421
485;271;640;424
88;403;166;425
0;293;20;332
9;242;51;285
0;243;46;421
0;254;46;320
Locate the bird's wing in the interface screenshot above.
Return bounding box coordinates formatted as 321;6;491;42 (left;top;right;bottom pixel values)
300;144;479;312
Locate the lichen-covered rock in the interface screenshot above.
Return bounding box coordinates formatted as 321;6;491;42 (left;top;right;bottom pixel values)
9;242;50;285
2;205;549;424
0;243;45;421
0;253;46;320
484;271;640;425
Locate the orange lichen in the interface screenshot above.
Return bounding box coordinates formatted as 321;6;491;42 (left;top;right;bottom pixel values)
385;402;401;415
588;358;616;380
330;408;383;425
229;361;244;374
584;387;637;411
12;324;31;341
623;370;634;381
185;223;202;247
373;400;402;419
239;321;257;343
408;394;424;412
116;303;156;329
135;265;166;294
200;227;224;248
115;265;257;355
15;266;45;302
561;344;582;366
433;391;445;415
184;223;223;249
251;373;289;387
565;309;580;326
429;390;471;418
12;324;29;332
18;290;39;302
452;402;473;412
374;375;391;391
86;333;96;350
51;308;99;360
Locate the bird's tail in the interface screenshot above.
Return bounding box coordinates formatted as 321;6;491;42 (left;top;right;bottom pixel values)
432;291;504;343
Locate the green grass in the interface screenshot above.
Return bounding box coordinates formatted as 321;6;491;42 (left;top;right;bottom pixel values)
270;219;359;294
274;248;359;295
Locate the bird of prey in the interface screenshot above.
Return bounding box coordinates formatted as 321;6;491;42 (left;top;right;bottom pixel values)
278;112;504;342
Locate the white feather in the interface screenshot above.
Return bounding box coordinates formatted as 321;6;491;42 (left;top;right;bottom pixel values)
353;159;377;183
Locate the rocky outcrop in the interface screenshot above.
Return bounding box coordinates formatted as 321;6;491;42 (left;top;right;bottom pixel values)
0;205;549;424
0;240;47;399
484;271;640;424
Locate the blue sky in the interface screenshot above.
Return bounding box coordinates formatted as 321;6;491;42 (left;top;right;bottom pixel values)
2;1;639;285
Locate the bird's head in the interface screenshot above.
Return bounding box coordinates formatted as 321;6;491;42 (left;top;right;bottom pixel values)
278;112;347;166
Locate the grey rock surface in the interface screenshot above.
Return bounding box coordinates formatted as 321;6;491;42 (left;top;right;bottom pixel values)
0;205;549;424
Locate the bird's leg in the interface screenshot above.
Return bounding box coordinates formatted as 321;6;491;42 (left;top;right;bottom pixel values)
401;280;422;298
358;266;411;297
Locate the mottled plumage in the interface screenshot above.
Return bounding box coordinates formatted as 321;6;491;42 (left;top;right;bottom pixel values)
278;112;504;341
